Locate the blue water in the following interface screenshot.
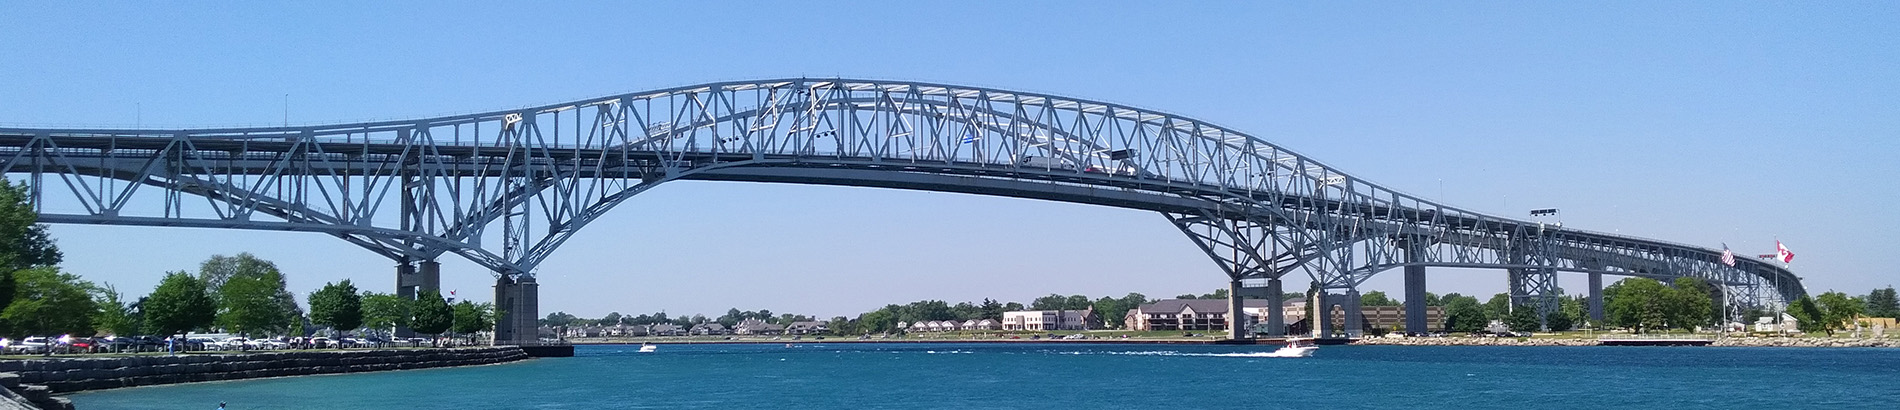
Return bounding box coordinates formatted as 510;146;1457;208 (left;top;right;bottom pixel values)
68;343;1900;409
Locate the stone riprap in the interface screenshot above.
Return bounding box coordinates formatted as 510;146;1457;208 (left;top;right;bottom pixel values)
0;346;527;406
1355;336;1899;348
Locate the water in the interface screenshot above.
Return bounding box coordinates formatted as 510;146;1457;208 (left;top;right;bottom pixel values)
69;343;1900;409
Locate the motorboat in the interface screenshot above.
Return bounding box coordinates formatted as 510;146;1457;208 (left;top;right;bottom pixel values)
1264;339;1317;358
638;343;658;353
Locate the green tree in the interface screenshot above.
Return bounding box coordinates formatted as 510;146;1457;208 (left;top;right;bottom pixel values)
1665;278;1714;331
1360;291;1400;307
0;179;63;336
1422;292;1443;307
1815;291;1863;336
1483;293;1512;321
143;271;216;337
1605;278;1670;333
411;290;454;341
450;301;495;344
0;267;99;337
541;311;579;327
1443;295;1487;333
1506;306;1541;333
308;280;363;338
978;298;1004;320
216;267;295;336
1863;287;1897;318
359;292;411;336
1788;295;1826;334
1546;311;1574;332
93;283;140;336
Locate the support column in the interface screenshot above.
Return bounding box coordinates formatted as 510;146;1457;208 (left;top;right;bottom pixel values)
1404;265;1428;335
1588;271;1605;325
1344;289;1364;338
492;274;540;345
1227;278;1246;340
394;260;418;338
1316;292;1336;338
1265;278;1286;337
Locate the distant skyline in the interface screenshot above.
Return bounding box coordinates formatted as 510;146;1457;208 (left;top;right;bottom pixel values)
2;2;1894;320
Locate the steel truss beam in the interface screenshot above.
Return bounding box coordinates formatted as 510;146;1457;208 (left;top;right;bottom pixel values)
0;79;1802;312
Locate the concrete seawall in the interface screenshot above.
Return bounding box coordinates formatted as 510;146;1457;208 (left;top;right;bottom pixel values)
1354;336;1899;348
0;346;530;409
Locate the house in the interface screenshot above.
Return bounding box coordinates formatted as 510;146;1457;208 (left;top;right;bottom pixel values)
565;326;603;338
648;323;685;336
689;323;728;335
786;321;829;335
969;318;1000;330
909;321;930;332
1002;309;1097;331
607;324;647;337
1124;299;1275;331
734;319;786;335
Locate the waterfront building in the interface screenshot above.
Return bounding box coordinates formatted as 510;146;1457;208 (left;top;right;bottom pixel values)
1124;299;1274;331
1001;309;1097;331
689;323;729;336
786;321;829;335
734;319;785;335
648;324;686;336
1327;305;1445;333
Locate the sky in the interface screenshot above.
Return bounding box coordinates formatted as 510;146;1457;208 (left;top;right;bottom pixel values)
0;2;1894;320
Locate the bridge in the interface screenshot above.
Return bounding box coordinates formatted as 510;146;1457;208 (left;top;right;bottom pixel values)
0;78;1803;341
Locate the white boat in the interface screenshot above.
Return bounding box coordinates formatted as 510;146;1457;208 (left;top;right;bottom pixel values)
1264;339;1317;358
638;343;657;353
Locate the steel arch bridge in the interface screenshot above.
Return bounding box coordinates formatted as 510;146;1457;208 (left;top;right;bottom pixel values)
0;78;1801;340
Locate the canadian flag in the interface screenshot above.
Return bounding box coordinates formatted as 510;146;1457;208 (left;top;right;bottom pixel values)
1776;241;1794;264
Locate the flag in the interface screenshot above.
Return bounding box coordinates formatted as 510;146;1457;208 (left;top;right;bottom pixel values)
449;290;457;297
1720;243;1735;267
1776;241;1794;263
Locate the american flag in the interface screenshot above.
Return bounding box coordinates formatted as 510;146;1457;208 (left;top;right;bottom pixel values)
1720;243;1735;267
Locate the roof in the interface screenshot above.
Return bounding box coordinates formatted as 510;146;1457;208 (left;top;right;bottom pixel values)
1136;299;1276;315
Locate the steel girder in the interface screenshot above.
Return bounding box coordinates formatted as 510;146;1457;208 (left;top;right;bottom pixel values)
0;78;1804;308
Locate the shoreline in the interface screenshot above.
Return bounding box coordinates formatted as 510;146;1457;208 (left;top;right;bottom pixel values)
0;346;531;410
565;336;1900;348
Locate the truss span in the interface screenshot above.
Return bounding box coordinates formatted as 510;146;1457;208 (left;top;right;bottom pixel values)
0;78;1803;312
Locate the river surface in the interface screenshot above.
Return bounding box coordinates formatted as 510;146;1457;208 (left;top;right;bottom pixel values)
68;343;1900;409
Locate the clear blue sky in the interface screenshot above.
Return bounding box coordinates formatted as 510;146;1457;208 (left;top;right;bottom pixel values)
1;2;1894;320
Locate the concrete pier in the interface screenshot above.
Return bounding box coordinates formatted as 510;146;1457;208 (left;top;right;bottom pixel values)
492;275;541;345
1264;278;1285;337
1404;265;1427;335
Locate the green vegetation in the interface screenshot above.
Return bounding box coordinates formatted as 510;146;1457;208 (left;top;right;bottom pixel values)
1506;307;1541;332
450;301;495;344
1814;291;1863;336
1545;311;1573;332
308;280;363;338
1602;277;1715;333
0;267;100;337
1359;291;1400;307
360;292;411;335
410;290;453;339
143;272;216;337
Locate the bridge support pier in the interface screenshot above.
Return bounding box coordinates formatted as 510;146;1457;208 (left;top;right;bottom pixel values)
1264;278;1285;337
1227;278;1246;340
1588;271;1605;326
492;275;540;345
1343;289;1364;338
1404;265;1428;335
1316;292;1335;338
394;259;441;338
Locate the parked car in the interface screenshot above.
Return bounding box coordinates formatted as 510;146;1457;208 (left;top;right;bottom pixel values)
309;337;333;348
12;337;50;354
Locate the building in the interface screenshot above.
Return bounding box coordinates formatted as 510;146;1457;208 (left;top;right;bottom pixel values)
786;321;829;335
962;319;1000;331
733;319;785;335
648;324;685;336
1002;309;1097;331
1125;299;1277;331
1328;305;1445;333
690;323;729;335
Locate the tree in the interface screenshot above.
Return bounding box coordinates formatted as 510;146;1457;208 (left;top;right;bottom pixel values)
0;179;62;336
599;312;624;326
1506;306;1541;333
451;301;495;344
1442;294;1486;333
1605;278;1669;333
197;253;280;297
93;283;140;336
1031;294;1069;310
1664;278;1714;331
216;267;295;336
1422;292;1443;307
360;292;410;336
1815;291;1863;336
1545;311;1574;332
1864;287;1897;318
0;267;99;338
1360;291;1400;307
1789;295;1826;334
1483;293;1512;321
308;280;363;337
978;298;1004;320
143;271;216;337
541;311;579;327
411;290;453;342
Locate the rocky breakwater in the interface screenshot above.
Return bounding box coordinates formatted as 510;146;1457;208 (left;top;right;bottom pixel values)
0;346;528;409
1711;337;1897;348
1354;337;1600;347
